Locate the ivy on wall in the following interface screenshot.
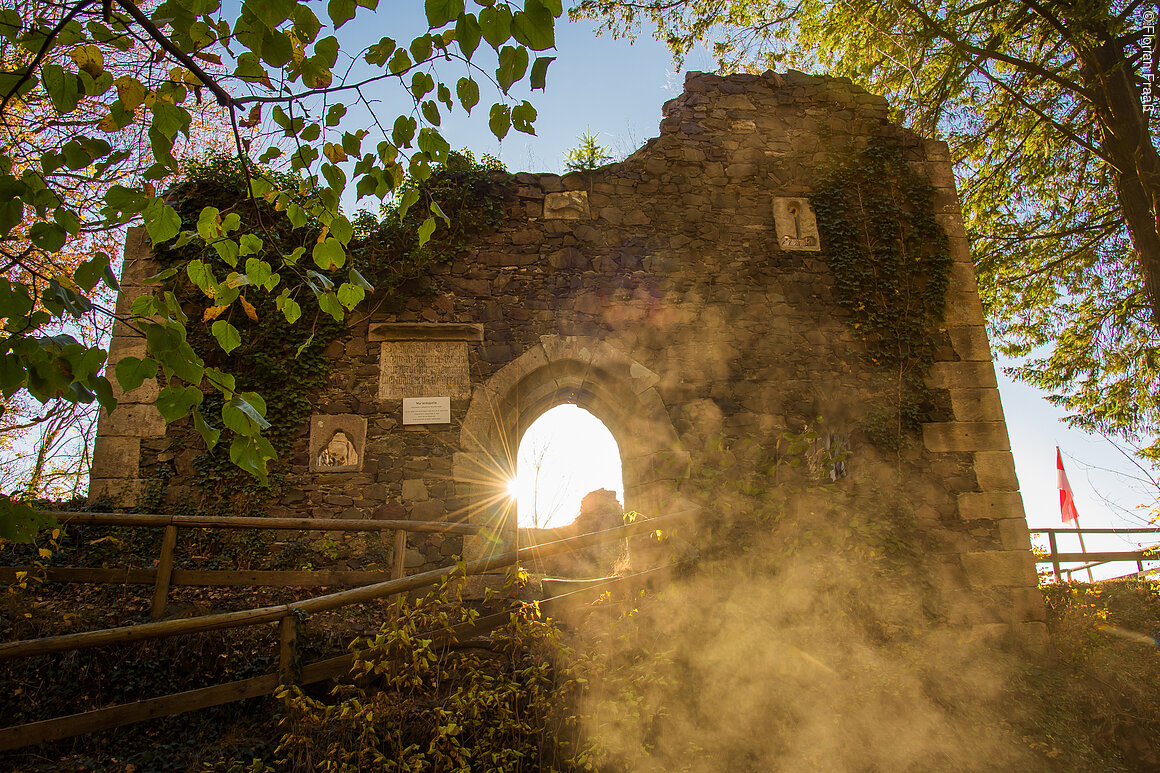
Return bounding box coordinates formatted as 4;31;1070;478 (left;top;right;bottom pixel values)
149;152;512;514
812;138;952;449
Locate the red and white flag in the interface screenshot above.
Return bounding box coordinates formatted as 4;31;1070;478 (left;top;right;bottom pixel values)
1057;448;1080;524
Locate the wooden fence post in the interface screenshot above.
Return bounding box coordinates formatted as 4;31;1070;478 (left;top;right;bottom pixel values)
150;524;178;619
391;530;406;613
279;614;299;684
1048;531;1061;584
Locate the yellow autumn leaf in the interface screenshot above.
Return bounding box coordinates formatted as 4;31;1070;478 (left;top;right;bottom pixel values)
38;548;52;559
97;113;120;132
316;224;330;243
70;45;104;77
324;143;347;163
288;30;305;66
114;76;146;110
240;296;258;322
203;305;228;321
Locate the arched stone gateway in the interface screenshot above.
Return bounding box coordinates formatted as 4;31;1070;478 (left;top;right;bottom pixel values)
92;70;1046;646
454;335;690;558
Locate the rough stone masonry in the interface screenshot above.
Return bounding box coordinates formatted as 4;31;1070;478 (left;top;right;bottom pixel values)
91;70;1046;647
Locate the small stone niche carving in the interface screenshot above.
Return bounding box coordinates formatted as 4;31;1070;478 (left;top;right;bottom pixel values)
318;431;359;468
543;191;590;220
308;414;367;472
772;197;821;251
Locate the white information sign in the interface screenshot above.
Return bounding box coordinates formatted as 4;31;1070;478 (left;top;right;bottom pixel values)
403;396;451;425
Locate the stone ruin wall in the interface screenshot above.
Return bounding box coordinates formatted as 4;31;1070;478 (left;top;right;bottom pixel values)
91;70;1046;646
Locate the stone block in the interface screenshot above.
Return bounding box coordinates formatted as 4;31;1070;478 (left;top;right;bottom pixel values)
402;479;429;501
947;261;978;292
974;451;1019;491
99;403;166;437
961;550;1037;587
926;361;997;390
958;492;1026;521
924;421;1011;453
410;499;445;521
90;435;140;479
543;191;590;220
998;518;1033;550
110;373;159;404
948;389;1005;422
1011;586;1047;622
943;291;986;326
948;326;991;361
87;477;142;507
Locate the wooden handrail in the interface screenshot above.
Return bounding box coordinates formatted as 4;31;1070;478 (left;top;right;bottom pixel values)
41;511;483;535
1034;527;1160;535
0;508;696;661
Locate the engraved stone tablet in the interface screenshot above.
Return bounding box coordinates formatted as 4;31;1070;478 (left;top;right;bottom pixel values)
772;197;821;251
403;396;452;425
544;191;590;220
379;341;470;400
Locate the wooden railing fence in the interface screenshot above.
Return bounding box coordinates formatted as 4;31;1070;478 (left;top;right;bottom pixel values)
0;508;695;752
1034;527;1160;582
0;511;483;619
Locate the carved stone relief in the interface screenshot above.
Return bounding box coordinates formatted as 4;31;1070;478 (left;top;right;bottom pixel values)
772;196;821;251
309;414;367;472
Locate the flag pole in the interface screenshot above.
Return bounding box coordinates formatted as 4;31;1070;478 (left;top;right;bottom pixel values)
1057;446;1094;582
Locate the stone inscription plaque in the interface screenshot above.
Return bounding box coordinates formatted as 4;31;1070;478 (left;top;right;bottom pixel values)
379;341;470;400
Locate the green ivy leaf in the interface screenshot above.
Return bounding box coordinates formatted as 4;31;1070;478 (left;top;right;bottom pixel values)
456;77;479;114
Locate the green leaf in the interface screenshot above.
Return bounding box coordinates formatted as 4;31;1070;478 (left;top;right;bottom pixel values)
41;63;81;113
455;13;481;60
211;319;242;353
326;103;347;126
512;100;537;135
276;290;302;323
229;435;276;485
337;281;365;309
115;355;159;392
330;215;353;245
29;222;67;252
156;384;202;423
496;45;528;92
512;1;555;50
417;215;437;246
530;56;553;90
421;100;441;126
328;0;356;28
425;0;464;28
478;4;512;49
143;198;181;244
317;291;344;321
312;238;346;270
192;408;221;449
489;103;511;140
244;0;296;30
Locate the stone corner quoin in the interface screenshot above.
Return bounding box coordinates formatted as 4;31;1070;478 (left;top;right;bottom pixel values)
91;69;1043;644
